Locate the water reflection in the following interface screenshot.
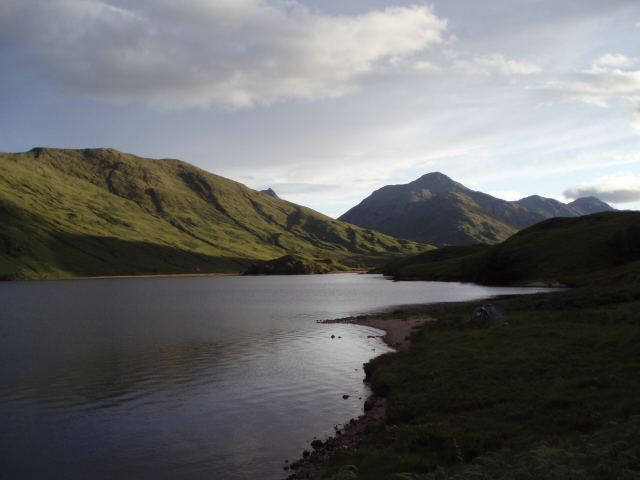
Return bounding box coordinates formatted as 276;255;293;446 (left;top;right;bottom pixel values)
0;275;555;480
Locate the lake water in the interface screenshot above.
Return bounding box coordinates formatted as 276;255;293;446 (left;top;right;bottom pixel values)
0;274;553;480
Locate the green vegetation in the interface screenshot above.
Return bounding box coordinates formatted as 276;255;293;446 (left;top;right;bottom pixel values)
382;212;640;286
388;416;640;479
0;148;429;280
244;254;350;275
321;287;640;479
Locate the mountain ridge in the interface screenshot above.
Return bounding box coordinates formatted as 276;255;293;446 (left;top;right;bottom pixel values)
0;147;427;280
339;172;615;246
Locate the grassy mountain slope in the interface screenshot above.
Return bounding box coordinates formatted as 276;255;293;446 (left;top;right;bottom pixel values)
383;211;640;286
0;148;427;280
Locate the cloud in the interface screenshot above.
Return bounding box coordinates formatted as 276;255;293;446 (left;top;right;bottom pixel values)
488;191;526;202
564;174;640;203
1;0;448;108
632;103;640;134
452;53;542;76
535;54;640;134
536;55;640;108
596;53;637;68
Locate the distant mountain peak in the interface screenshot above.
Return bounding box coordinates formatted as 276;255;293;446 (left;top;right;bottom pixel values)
569;196;616;214
338;172;616;247
409;172;467;193
260;188;279;198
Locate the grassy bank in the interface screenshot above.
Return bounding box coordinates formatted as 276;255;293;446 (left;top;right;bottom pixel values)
381;212;640;287
321;287;640;479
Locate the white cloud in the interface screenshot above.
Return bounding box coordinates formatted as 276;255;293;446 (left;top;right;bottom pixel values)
633;103;640;134
452;53;542;76
2;0;448;108
564;173;640;203
595;53;637;68
488;191;526;202
535;55;640;134
536;57;640;108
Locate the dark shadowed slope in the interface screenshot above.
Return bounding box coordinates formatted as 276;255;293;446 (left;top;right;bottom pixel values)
383;211;640;286
515;194;615;218
569;196;617;214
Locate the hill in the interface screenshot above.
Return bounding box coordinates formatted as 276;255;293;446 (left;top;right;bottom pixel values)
514;194;614;218
0;148;428;280
322;287;640;479
339;172;615;246
382;211;640;286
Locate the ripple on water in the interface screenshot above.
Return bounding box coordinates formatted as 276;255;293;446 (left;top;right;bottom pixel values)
1;275;549;480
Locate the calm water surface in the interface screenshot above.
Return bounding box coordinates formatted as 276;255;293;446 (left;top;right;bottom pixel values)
0;274;553;480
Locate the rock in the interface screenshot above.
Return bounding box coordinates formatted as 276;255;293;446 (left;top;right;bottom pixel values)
342;395;350;400
364;399;373;412
310;439;324;449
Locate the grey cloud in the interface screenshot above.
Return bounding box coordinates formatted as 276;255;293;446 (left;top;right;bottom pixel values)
3;0;448;108
564;177;640;203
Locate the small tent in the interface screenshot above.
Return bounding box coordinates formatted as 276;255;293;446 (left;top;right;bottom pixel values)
470;304;503;322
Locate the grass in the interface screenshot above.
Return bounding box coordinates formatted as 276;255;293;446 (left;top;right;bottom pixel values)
244;254;350;275
321;287;640;479
392;416;640;479
382;212;640;286
0;148;429;280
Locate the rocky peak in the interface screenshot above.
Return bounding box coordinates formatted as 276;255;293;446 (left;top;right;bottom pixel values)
260;188;279;199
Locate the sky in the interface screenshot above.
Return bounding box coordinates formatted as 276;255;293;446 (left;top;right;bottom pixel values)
1;0;639;218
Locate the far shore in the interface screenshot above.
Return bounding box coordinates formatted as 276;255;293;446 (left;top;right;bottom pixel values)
25;270;373;282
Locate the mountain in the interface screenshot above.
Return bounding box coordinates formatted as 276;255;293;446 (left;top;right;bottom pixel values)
260;188;279;198
0;148;427;280
339;172;615;246
382;211;640;286
514;195;583;218
514;194;614;218
569;196;616;215
339;173;545;246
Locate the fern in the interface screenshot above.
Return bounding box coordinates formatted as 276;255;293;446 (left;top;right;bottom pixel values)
326;465;359;480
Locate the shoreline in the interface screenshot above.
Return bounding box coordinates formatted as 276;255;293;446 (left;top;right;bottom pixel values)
14;270;371;283
282;313;435;480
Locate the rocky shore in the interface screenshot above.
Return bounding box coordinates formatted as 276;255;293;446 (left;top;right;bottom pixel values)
281;313;435;480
